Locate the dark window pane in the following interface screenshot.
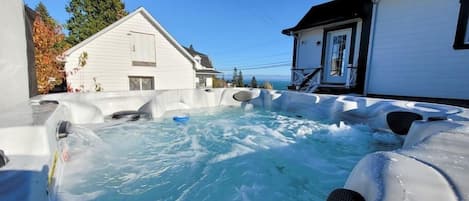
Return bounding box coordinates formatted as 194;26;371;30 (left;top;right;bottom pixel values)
141;77;154;90
330;35;346;76
129;77;140;91
454;1;469;49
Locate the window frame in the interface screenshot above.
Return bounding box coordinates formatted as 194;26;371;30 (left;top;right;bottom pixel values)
129;76;155;91
194;55;202;64
454;0;469;50
130;31;157;66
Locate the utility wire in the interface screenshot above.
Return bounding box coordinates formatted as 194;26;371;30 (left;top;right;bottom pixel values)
218;63;291;72
210;40;288;56
218;60;291;70
216;51;291;64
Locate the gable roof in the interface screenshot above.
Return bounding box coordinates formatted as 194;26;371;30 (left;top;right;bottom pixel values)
282;0;372;35
183;45;214;69
64;7;196;66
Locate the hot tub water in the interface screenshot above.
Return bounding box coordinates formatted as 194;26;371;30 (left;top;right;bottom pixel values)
58;107;402;201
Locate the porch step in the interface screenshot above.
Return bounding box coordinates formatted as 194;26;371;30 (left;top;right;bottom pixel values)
318;84;349;88
316;86;354;95
288;83;356;95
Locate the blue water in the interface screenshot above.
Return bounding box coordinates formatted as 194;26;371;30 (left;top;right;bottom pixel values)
268;80;290;90
60;107;402;201
245;79;290;90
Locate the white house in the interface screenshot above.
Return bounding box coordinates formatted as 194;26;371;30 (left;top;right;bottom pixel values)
0;1;37;110
283;0;469;101
64;7;197;92
183;45;220;88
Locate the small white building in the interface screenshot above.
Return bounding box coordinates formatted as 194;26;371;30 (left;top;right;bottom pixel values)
283;0;469;101
64;7;197;92
183;45;220;88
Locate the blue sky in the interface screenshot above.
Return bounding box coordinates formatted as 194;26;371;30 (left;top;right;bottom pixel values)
24;0;328;81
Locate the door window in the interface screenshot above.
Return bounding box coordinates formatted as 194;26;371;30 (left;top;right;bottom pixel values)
454;0;469;49
323;28;353;84
329;35;347;76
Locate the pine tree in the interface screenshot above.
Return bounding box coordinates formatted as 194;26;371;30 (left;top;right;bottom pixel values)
35;2;56;27
238;71;244;87
36;2;70;52
251;76;257;88
65;0;128;45
232;67;238;87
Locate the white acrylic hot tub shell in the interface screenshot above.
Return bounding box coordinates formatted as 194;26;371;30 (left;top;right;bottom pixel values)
1;88;468;201
0;103;69;201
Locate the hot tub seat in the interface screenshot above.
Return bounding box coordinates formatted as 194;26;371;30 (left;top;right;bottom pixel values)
346;123;469;201
345;151;459;201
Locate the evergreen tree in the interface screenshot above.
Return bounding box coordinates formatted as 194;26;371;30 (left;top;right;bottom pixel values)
65;0;128;45
232;67;238;87
238;71;244;87
35;2;56;27
251;76;257;88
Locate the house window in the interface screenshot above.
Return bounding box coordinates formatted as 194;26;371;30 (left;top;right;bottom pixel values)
131;32;156;66
194;55;202;64
454;0;469;49
129;76;154;90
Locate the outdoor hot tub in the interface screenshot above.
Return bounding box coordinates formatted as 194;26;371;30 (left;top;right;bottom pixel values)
0;88;468;201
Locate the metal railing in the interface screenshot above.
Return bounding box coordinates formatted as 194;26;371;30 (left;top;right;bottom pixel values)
291;67;322;85
290;65;357;92
345;64;358;88
290;66;322;92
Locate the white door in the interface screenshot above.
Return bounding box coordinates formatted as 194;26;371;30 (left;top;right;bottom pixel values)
323;28;353;83
206;77;213;88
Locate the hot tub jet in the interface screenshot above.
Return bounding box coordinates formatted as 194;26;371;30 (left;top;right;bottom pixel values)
56;121;72;140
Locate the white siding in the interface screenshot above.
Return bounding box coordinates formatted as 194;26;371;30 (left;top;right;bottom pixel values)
295;20;363;74
131;32;156;63
0;0;30;110
65;12;195;92
297;29;324;71
367;0;469;100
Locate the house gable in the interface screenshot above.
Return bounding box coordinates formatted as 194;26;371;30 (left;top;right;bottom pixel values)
282;0;373;93
64;7;197;91
65;7;196;67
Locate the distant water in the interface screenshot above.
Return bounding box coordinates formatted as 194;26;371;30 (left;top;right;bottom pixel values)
268;80;290;90
244;79;290;90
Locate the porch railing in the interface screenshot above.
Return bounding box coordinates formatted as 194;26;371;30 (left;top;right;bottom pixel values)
290;65;358;92
345;64;358;88
290;66;322;92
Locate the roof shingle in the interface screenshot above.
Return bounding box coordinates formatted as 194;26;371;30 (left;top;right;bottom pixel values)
183;45;214;69
282;0;372;35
